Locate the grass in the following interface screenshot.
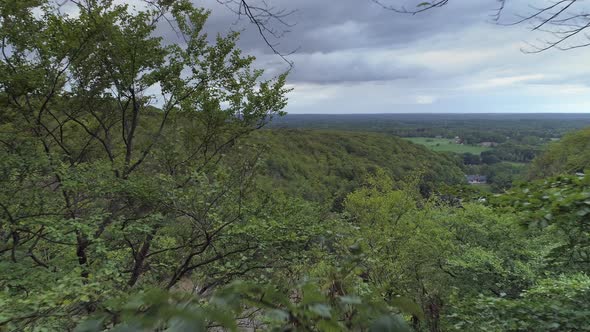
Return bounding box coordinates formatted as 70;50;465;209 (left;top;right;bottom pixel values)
403;137;492;154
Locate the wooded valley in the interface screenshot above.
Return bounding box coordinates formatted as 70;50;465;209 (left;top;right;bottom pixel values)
1;1;590;331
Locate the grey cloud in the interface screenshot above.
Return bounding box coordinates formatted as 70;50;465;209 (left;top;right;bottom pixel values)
284;50;427;83
199;0;500;54
187;0;506;85
185;0;590;113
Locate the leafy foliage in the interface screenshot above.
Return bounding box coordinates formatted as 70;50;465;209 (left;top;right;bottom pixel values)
493;173;590;272
448;274;590;331
254;130;465;207
1;0;590;331
0;0;293;329
529;127;590;178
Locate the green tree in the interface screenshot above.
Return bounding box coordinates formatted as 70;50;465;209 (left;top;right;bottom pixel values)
529;128;590;179
493;174;590;273
448;274;590;331
0;0;292;329
344;171;455;332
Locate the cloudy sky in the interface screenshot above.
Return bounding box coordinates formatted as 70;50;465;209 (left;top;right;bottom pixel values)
190;0;590;114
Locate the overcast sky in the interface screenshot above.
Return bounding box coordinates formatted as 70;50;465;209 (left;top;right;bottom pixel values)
190;0;590;114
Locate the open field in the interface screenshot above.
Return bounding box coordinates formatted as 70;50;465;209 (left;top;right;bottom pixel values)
403;137;492;154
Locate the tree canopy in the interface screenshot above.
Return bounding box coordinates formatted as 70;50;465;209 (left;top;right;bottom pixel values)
529;128;590;178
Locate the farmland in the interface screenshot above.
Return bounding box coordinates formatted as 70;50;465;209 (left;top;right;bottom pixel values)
403;137;492;154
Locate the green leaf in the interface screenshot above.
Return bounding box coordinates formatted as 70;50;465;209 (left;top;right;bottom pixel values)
74;316;106;332
301;283;325;305
339;295;362;305
165;317;207;332
369;315;412;332
390;297;424;320
309;304;332;318
348;243;362;255
317;319;345;331
576;208;590;216
266;309;290;322
109;323;144;332
203;306;238;331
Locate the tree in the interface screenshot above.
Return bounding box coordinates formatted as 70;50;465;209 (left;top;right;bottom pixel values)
528;127;590;179
494;174;590;272
462;153;481;165
343;171;455;332
342;171;546;331
481;151;501;165
0;0;295;328
449;274;590;331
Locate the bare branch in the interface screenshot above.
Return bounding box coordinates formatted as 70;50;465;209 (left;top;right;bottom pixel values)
376;0;590;52
372;0;449;14
218;0;298;66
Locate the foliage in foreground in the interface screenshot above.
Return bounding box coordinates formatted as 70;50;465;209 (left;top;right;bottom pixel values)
448;274;590;332
74;255;417;332
67;171;590;332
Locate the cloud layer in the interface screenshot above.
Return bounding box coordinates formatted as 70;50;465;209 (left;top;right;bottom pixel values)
193;1;590;113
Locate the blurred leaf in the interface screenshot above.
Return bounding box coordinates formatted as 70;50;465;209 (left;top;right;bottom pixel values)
390;297;424;320
370;315;412;332
74;316;106;332
339;295;362;305
309;304;332;318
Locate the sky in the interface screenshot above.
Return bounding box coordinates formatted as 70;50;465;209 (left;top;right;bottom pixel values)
195;0;590;114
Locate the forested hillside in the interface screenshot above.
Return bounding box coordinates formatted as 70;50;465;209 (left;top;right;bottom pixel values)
254;130;464;206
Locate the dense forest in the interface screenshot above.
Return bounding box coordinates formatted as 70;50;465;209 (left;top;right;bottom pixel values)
1;1;590;332
253;130;464;206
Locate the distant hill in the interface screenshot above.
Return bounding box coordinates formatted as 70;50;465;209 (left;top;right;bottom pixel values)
528;127;590;179
252;129;465;209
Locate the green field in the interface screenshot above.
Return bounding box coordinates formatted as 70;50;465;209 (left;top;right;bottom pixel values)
404;137;492;154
